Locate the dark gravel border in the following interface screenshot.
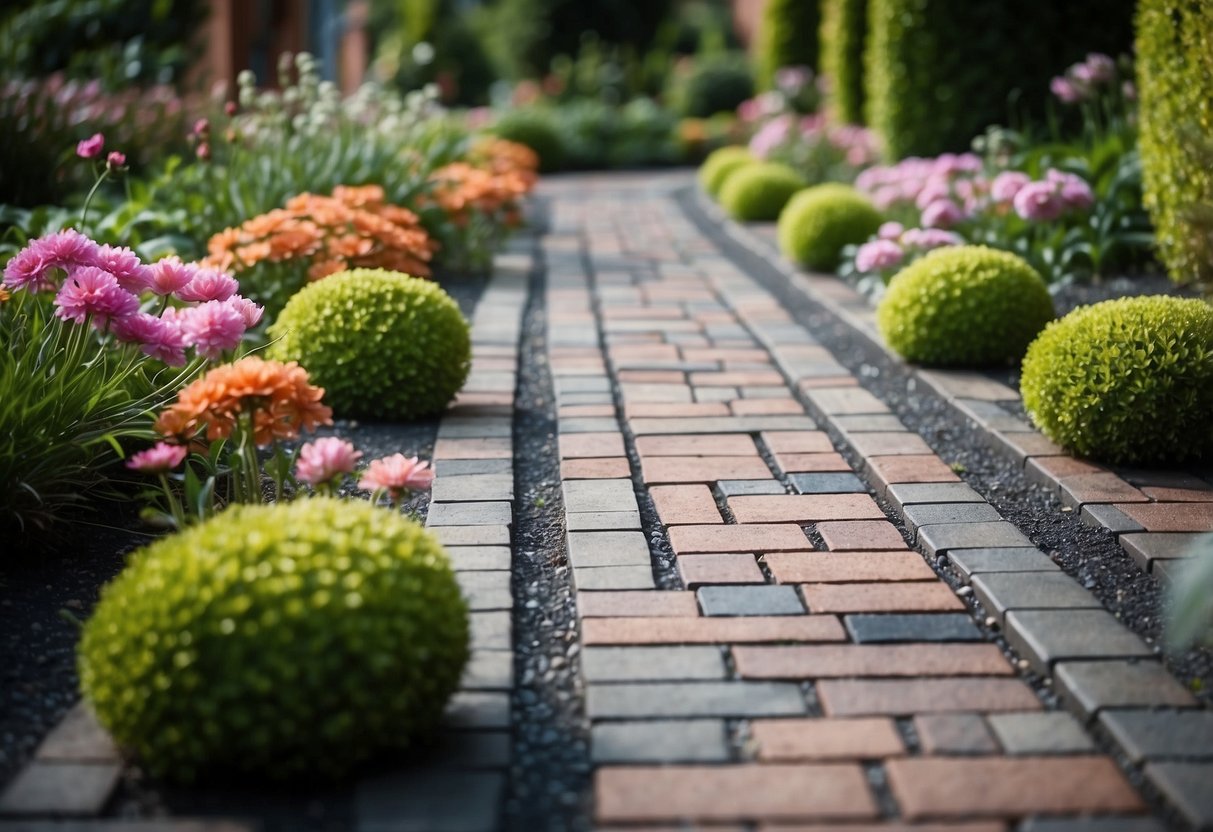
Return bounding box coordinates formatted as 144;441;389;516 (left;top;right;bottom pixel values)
502;204;594;832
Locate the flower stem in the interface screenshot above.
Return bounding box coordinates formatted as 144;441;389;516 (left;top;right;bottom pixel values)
80;168;110;232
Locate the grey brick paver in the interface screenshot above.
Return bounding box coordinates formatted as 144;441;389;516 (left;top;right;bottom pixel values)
586;681;806;718
987;712;1096;754
971;571;1102;623
917;522;1033;555
567;532;651;568
1099;710;1213;762
1055;661;1198;718
582;646;726;681
0;762;121;816
1143;763;1213;830
844;613;984;643
356;770;504;832
697;585;805;616
591;720;729;763
902;502;1002;532
948;547;1060;580
1006;610;1153;672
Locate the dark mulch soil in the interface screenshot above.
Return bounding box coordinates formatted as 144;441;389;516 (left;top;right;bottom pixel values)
679;188;1212;707
0;273;488;829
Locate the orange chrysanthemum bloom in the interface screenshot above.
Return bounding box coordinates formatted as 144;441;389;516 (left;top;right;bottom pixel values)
154;356;333;446
425;137;539;228
203;186;437;281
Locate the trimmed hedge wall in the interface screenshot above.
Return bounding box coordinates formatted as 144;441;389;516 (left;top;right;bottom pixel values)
864;0;1135;159
1137;0;1213;288
821;0;867;125
756;0;820;89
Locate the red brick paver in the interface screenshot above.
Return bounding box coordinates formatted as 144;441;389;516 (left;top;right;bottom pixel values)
751;718;905;761
595;764;879;823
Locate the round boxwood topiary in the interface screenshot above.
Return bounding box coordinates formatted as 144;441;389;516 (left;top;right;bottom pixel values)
267;268;470;420
876;245;1054;367
699;147;755;199
490;110;566;172
78;498;469;781
1021;296;1213;464
718;162;806;222
776;183;883;270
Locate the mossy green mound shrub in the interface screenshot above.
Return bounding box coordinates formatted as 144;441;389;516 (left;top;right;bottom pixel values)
865;0;1135;158
1137;0;1213;289
1021;296;1213;464
699;147;755;198
877;246;1053;366
718;162;806;222
668;52;754;118
756;0;820;89
268;269;470;420
78;498;469;781
776;183;882;270
821;0;867;125
490;110;566;171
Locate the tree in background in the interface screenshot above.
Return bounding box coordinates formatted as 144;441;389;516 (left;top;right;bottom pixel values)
0;0;205;90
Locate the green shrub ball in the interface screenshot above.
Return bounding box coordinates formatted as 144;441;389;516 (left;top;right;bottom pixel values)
268;269;470;420
719;162;806;222
877;246;1053;367
699;147;755;198
1021;296;1213;464
777;183;882;270
78;498;469;781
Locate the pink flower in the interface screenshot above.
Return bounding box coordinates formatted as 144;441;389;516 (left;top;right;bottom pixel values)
914;178;953;210
179;300;246;360
920;199;965;228
359;454;434;500
877;221;905;241
1083;53;1116;84
855;240;905;273
76;132;104;159
106;151;126;170
3;229;100;291
146;256;197;295
225;295;264;327
53;267;140;328
175;267;238;303
905;228;963;250
748;115;792;159
94;244;150;293
1051;76;1084;104
1013;181;1066;222
126;441;188;473
870;186;901;211
110;311;187;365
193;117;210;137
295;437;362;486
1059;179;1095;211
990;171;1031;204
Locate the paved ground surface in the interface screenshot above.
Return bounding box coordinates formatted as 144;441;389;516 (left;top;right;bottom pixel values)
3;172;1211;831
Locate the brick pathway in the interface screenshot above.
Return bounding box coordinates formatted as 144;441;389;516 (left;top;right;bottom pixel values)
541;174;1177;830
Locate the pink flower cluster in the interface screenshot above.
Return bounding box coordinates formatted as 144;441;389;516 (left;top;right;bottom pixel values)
992;168;1095;222
1051;53;1118;105
855;153;986;226
294;440;436;502
3;229;262;365
853;221;963;275
747;113;880;168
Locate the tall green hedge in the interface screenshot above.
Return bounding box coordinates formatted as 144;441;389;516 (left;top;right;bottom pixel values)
756;0;820;89
1137;0;1213;288
864;0;1135;159
820;0;867;125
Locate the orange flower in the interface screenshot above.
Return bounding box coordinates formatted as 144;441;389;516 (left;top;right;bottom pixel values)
0;286;10;303
155;356;332;446
202;186;437;282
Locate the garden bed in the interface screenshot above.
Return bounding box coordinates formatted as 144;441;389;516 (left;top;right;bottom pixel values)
0;272;489;822
682;183;1213;704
